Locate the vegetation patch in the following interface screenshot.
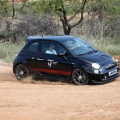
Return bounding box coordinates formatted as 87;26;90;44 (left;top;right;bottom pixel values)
0;42;24;63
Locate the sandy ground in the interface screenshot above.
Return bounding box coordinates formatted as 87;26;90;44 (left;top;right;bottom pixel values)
0;61;120;120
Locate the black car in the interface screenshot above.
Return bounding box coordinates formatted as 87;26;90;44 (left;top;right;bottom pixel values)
13;35;119;85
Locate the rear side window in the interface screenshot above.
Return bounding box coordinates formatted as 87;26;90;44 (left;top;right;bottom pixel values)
27;42;39;52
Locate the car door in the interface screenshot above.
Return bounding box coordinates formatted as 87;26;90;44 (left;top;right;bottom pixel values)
23;40;43;71
37;40;76;77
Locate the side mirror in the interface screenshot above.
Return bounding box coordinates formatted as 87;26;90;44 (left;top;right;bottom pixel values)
59;53;67;60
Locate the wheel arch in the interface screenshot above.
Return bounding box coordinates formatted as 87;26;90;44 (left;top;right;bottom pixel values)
13;62;28;73
71;68;90;85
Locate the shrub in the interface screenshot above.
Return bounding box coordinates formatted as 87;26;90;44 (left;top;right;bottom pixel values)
72;15;120;39
0;42;24;63
0;14;59;43
15;14;59;42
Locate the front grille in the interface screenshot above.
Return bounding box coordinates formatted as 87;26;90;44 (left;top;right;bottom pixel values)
105;62;117;70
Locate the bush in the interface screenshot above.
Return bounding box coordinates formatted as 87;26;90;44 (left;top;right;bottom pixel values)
0;14;59;43
81;36;120;56
15;14;59;42
0;47;6;59
0;42;24;63
72;14;120;39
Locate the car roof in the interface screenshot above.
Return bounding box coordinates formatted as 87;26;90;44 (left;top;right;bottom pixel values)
26;35;77;43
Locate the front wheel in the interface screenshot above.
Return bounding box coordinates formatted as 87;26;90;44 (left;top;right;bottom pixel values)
15;64;29;80
72;69;89;85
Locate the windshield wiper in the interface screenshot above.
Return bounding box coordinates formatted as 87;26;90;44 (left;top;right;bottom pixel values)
77;50;98;56
86;50;98;54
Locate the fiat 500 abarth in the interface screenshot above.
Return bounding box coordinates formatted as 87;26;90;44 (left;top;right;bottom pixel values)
13;35;119;85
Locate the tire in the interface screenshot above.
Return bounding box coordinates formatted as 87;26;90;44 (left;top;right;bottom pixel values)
72;69;89;85
15;64;29;80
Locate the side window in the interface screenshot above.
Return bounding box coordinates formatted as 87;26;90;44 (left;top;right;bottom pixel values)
55;44;66;55
42;41;51;53
27;42;39;52
42;41;57;55
42;41;70;56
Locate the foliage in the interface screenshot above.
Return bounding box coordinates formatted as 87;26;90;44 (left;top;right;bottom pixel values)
0;42;25;63
0;0;10;17
28;0;120;36
87;0;120;19
0;0;120;41
0;0;29;18
0;14;59;43
72;16;120;39
27;0;55;14
28;0;87;35
84;0;120;38
90;38;120;56
15;14;59;41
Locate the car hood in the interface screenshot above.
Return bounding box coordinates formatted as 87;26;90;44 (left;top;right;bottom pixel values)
77;51;112;65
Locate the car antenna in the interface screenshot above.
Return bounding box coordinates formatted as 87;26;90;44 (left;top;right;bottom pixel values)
41;32;43;38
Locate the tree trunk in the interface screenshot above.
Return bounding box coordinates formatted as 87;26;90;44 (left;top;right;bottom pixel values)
57;0;87;35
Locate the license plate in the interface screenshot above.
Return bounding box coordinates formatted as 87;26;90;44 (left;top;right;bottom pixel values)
108;69;117;76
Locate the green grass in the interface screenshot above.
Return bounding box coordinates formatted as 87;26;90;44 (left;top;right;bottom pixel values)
96;43;120;55
83;37;120;56
0;42;25;63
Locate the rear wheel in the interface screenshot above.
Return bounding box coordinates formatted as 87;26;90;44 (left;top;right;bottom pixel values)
15;64;29;80
72;69;89;85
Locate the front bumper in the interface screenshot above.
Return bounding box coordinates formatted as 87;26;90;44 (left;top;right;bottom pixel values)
89;68;119;84
91;72;119;84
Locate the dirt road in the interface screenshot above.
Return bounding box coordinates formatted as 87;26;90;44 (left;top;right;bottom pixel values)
0;61;120;120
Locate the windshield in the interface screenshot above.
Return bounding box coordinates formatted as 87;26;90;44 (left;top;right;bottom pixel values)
62;38;96;55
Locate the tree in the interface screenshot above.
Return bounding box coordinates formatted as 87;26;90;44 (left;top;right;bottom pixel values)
0;0;10;17
55;0;87;35
0;0;29;18
86;0;120;38
87;0;120;20
29;0;87;35
0;0;29;42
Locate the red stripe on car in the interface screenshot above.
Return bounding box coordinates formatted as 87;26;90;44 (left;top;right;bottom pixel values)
29;67;71;76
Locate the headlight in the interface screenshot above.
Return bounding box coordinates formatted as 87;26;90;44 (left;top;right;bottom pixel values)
15;53;18;57
112;57;115;61
92;63;100;69
112;57;118;62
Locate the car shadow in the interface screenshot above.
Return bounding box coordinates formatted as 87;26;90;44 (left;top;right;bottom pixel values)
28;73;118;86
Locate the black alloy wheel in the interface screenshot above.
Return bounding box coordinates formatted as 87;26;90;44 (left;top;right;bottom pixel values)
15;64;29;80
72;69;89;85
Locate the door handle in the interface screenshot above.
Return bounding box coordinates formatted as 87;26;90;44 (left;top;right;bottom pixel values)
37;58;43;61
